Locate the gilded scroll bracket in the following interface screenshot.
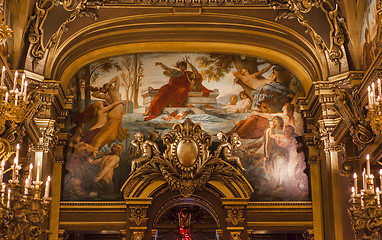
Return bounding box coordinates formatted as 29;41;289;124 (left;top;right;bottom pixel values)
27;0;103;66
271;0;347;71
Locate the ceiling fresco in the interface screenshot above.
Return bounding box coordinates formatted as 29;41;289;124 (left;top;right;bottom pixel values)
62;52;309;201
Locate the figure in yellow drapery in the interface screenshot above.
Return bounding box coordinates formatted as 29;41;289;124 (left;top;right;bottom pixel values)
90;76;129;151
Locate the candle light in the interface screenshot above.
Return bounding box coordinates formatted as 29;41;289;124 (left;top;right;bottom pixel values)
370;174;375;193
35;141;43;183
5;92;8;102
362;168;366;190
11;156;17;181
13;71;18;90
363;169;366;190
23;81;28;101
372;82;376;104
0;161;4;184
28;163;33;180
377;187;381;207
7;188;11;208
368;86;372;108
36;157;41;182
366;154;371;176
0;66;5;87
371;91;375;106
379;169;382;190
354;173;358;194
20;74;25;96
44;176;51;198
351;186;355;204
24;178;29;195
378;78;382;99
15;143;19;163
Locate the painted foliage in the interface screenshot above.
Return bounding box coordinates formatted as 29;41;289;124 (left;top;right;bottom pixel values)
62;53;309;201
361;0;382;70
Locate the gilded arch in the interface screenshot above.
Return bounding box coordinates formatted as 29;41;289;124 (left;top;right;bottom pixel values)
42;13;326;95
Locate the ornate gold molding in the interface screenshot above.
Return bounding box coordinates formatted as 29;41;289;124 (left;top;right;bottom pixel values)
104;0;267;6
229;232;241;240
332;87;373;149
272;0;347;70
123;119;253;198
129;205;148;226
302;229;314;240
27;0;102;66
132;231;144;240
340;156;357;178
225;206;244;226
0;13;12;41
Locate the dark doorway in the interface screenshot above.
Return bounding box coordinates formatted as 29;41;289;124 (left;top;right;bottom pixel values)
155;204;218;240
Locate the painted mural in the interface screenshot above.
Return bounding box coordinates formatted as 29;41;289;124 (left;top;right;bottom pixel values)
361;0;382;70
62;53;309;201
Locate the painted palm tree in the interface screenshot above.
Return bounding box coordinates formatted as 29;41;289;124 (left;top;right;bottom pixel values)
120;54;144;112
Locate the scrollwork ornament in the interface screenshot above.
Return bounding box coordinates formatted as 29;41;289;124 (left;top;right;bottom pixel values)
226;206;244;226
0;137;11;161
28;0;103;64
332;87;374;150
0;14;12;41
272;0;346;65
130;206;147;226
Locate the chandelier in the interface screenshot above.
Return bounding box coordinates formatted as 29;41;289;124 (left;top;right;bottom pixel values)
366;78;382;135
0;66;51;240
348;154;382;240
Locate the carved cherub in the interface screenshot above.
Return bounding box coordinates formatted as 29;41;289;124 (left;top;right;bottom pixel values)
131;132;160;172
130;132;145;158
214;131;246;171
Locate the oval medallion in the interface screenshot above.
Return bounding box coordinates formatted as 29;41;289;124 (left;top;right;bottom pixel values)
177;139;198;167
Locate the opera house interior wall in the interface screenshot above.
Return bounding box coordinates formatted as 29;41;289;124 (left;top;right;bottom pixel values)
1;0;382;239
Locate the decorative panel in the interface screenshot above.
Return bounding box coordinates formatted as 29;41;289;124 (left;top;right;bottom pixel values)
62;52;309;201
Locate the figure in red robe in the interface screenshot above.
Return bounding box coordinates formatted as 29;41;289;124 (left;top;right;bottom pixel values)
143;58;211;121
